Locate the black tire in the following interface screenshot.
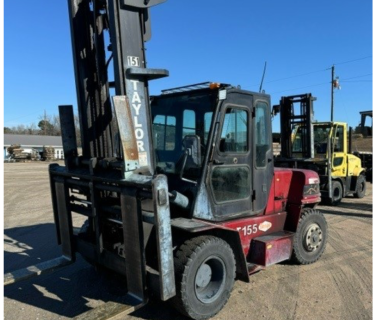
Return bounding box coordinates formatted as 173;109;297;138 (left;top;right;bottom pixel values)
329;180;342;206
354;175;366;198
78;219;93;241
172;236;236;320
291;209;328;265
365;168;372;183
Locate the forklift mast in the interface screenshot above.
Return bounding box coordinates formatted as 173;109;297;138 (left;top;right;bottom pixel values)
359;110;373;137
65;0;168;175
278;93;316;159
52;0;174;306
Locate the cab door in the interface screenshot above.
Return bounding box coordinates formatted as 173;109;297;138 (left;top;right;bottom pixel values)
252;99;273;213
209;92;253;219
331;124;347;177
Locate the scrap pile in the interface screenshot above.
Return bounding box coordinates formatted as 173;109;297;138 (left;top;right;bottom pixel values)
7;144;21;156
7;144;39;161
352;133;373;183
43;146;55;161
352;133;373;153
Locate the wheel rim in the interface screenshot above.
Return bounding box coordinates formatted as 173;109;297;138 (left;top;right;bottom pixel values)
359;180;365;193
303;223;323;252
333;186;341;199
194;256;226;303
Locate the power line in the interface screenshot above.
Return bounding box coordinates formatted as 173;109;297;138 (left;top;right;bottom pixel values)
261;68;327;85
246;68;327;88
270;72;372;95
340;73;372;80
333;55;372;66
270;81;329;95
4;111;42;124
245;55;372;90
340;80;372;83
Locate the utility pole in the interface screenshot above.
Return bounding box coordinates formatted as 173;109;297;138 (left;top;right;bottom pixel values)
330;65;334;122
44;110;47;136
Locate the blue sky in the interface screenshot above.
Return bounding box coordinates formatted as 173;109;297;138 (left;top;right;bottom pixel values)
4;0;373;132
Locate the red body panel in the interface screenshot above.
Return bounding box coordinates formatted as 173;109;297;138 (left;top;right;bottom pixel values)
218;212;287;258
265;168;293;215
218;168;321;260
249;232;294;266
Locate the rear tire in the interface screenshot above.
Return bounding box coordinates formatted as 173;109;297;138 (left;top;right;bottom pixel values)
172;236;236;320
329;180;342;206
365;168;372;183
291;209;328;265
354;175;366;198
78;219;93;242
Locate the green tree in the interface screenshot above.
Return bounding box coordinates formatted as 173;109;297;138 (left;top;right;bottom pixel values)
38;119;54;135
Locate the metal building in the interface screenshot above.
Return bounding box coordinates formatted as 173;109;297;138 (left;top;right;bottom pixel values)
4;134;64;159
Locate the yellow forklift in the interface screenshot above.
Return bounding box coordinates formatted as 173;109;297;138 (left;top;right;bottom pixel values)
274;94;366;205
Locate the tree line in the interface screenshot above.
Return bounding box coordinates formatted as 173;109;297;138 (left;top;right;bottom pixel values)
4;113;81;145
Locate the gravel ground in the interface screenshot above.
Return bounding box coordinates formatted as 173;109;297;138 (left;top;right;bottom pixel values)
3;162;373;320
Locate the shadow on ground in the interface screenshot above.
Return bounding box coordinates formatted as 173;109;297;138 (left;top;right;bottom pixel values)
4;223;186;319
320;201;373;219
4;223;61;273
337;201;373;212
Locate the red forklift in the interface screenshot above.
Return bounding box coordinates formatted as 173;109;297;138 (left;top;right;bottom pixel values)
44;1;328;319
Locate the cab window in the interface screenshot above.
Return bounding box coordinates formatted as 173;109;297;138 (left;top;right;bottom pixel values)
211;166;250;203
219;108;248;153
153;115;176;151
334;125;344;152
254;102;270;167
183;110;196;138
204;112;213;143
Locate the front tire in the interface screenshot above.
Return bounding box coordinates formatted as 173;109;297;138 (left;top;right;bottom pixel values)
354;175;366;198
329;180;343;206
173;236;236;320
291;209;328;265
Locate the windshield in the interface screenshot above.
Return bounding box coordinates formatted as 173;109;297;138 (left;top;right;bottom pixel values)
292;124;331;154
313;125;331;154
151;92;216;173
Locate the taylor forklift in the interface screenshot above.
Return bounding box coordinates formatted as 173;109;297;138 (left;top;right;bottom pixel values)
274;94;366;206
6;1;327;319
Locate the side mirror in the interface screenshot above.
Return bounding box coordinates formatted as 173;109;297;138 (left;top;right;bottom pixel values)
183;135;202;167
272;105;280;116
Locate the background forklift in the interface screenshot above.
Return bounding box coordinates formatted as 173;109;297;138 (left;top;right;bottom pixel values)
43;1;328;319
274;94;366;205
353;110;372;183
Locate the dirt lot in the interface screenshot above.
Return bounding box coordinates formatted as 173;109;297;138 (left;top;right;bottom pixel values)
4;162;373;320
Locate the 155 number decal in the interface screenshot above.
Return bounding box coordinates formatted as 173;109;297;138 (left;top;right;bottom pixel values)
237;224;258;236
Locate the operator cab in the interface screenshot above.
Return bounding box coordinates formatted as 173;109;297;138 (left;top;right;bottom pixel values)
151;83;216;177
292;123;345;158
151;82;274;221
